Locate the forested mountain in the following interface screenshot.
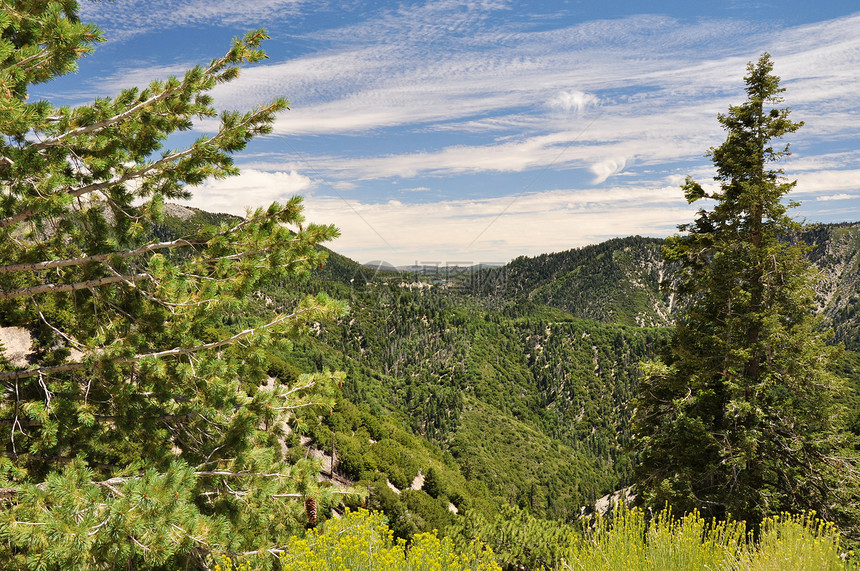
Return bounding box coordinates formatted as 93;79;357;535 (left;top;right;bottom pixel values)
146;208;860;539
804;223;860;350
475;224;860;347
4;198;857;566
475;236;672;327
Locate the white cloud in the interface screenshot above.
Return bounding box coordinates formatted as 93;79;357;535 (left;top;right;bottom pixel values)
793;170;860;196
547;90;598;113
591;158;628;184
816;193;856;201
179;169;313;216
300;184;692;265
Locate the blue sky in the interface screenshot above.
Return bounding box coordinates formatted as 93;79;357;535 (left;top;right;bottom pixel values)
41;1;860;265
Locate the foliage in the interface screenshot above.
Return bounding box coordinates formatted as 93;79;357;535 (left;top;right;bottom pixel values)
309;269;675;518
211;504;858;571
449;504;578;570
632;54;854;527
423;466;443;498
214;509;500;571
0;1;350;568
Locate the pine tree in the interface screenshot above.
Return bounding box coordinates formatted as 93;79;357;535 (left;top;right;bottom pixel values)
632;54;853;527
422;466;442;499
0;1;351;568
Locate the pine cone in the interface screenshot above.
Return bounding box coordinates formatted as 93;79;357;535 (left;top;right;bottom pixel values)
305;497;317;526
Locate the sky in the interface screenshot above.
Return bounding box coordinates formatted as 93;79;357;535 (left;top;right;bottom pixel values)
38;1;860;266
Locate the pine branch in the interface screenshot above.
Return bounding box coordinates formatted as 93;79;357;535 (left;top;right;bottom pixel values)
0;304;323;381
0;471;317;499
0;453;115;469
0;149;197;229
5;46;50;74
31;89;184;150
28;39;259;151
0;412;197;427
0;101;282;229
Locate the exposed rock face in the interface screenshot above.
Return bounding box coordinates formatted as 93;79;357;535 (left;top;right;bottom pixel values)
0;327;32;368
161;203;197;221
804;223;860;349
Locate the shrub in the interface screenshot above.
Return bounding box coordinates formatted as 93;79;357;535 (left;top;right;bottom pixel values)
563;506;856;571
274;509;500;571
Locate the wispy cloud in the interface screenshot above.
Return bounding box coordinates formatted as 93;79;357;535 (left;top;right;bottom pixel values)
80;0;310;38
193;11;859;189
71;2;860;262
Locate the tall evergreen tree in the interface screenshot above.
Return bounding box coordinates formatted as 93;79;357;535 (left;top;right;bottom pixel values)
0;1;350;568
632;54;853;527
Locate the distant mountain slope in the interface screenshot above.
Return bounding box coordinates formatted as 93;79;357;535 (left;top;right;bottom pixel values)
802;223;860;350
156;208;858;343
475;225;860;347
508;237;671;327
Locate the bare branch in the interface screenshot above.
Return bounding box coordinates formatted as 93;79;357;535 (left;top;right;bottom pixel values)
95;480;125;498
193;471;294;479
271;402;328;412
0;273;150;300
278;379;316;398
31;296;86;350
0;238;198;274
0;304;322;381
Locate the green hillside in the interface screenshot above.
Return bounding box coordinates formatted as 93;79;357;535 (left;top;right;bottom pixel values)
474;236;671;327
149;206;860;550
476;225;860;347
